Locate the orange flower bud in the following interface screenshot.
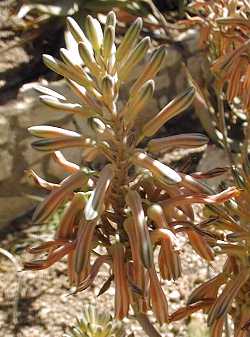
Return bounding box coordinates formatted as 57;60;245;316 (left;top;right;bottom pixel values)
84;164;114;221
26;169;59;190
188;273;226;305
32;136;95;152
131;46;167;93
126;190;153;269
148;266;169;324
41;95;89;115
147;204;168;228
56;192;86;239
208;269;250;326
73;220;97;285
77;255;110;292
124;217;147;312
32;171;88;224
28;125;81;139
132;151;181;185
148;133;208;153
169;300;213;322
111;243;130;320
210;318;224;337
116;17;142;64
52;151;80;174
187;230;214;261
24;242;74;270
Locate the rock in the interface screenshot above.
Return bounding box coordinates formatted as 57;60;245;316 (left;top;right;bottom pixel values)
0;79;87;227
0;196;36;229
159;95;169;108
0;116;9;145
165;47;182;68
0;150;13;181
0;28;205;228
169;290;181;302
176;28;200;55
188;316;210;337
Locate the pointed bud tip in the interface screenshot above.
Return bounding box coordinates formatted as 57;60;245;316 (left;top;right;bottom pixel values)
135;17;143;27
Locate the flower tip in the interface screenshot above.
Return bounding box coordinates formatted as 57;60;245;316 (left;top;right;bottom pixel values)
187;86;196;97
135;16;143;26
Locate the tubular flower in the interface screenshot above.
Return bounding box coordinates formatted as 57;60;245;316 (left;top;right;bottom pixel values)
183;0;249;57
111;243;130;320
212;40;250;111
181;0;250;155
148;265;169;325
178;166;250;335
24;11;238;327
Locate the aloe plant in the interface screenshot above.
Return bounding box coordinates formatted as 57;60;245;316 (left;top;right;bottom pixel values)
64;305;125;337
23;10;239;337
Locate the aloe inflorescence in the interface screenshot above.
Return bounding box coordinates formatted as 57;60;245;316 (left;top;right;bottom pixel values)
24;11;239;330
177;1;250;336
182;0;250;150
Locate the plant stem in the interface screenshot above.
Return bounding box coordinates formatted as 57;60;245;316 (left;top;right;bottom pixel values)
135;312;162;337
109;115;129;239
217;88;235;172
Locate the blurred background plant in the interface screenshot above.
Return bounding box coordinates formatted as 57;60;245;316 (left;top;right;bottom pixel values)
183;95;250;337
0;0;191;97
180;0;250;152
8;0;189;47
171;2;250;336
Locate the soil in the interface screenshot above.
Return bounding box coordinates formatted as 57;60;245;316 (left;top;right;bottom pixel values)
0;207;222;337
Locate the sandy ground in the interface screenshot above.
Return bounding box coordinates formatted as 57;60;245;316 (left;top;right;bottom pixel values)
0;206;223;337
